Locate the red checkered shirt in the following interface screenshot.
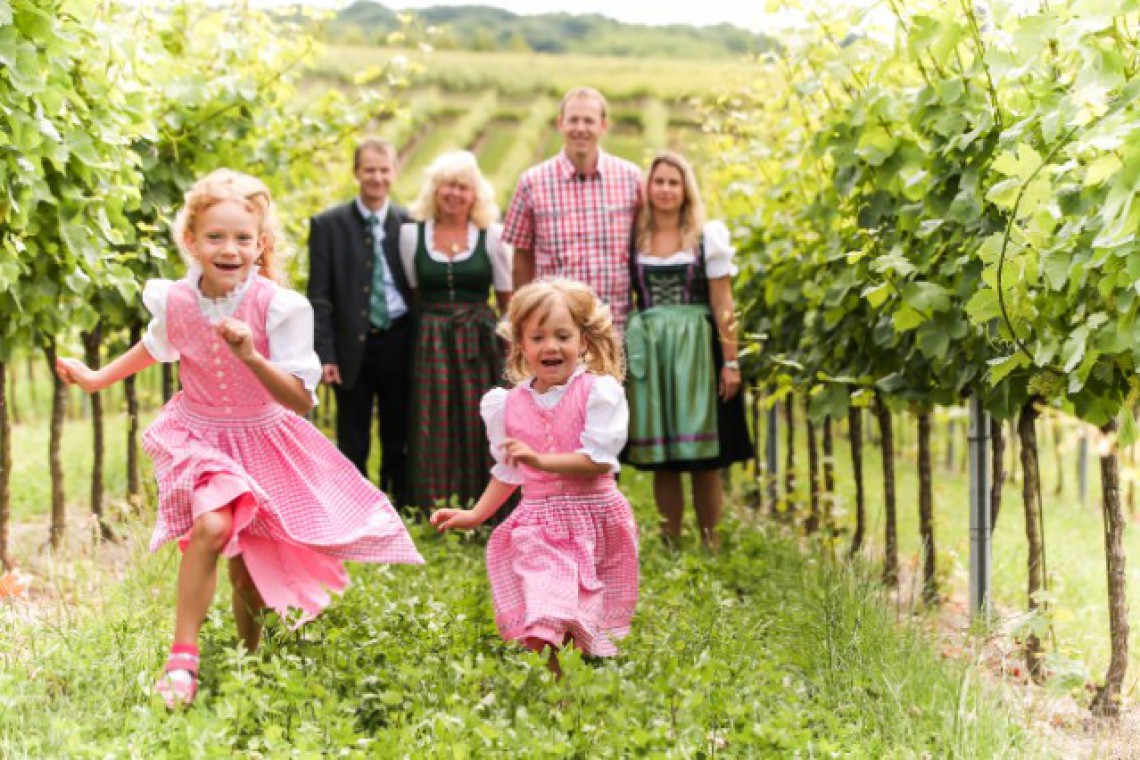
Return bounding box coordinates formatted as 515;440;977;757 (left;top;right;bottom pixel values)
503;149;643;327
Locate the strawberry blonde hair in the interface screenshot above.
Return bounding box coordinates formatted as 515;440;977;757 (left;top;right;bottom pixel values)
171;168;286;283
498;278;625;384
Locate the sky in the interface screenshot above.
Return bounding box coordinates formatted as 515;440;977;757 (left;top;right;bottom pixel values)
257;0;772;31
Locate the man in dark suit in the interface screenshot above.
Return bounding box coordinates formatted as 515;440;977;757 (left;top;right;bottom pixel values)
308;138;413;504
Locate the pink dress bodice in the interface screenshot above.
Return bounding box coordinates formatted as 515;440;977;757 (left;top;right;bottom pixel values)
165;276;275;414
503;371;616;498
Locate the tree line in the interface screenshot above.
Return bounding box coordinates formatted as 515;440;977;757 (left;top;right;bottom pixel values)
322;0;776;59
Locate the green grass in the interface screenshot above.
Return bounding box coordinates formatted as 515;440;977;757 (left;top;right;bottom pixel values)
763;406;1136;698
0;480;1032;757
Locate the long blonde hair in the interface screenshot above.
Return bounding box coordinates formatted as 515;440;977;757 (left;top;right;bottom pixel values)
635;151;705;254
409;150;499;229
499;279;625;384
171;169;286;283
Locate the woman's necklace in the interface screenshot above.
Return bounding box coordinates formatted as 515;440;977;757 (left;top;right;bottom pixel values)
435;222;466;258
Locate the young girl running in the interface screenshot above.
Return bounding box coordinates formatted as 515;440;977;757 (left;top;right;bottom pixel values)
430;279;638;674
57;169;423;707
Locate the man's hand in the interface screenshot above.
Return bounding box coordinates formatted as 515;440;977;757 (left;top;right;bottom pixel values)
322;364;342;385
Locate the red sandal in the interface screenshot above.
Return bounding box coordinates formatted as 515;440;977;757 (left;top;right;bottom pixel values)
155;650;199;708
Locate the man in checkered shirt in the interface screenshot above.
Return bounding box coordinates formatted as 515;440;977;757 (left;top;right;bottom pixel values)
503;86;643;328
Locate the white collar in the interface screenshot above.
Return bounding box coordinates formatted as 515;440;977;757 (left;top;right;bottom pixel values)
186;262;260;323
357;198;390;222
525;363;587;397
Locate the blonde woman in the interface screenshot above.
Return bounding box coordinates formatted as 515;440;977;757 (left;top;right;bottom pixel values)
625;151;754;550
399;150;513;510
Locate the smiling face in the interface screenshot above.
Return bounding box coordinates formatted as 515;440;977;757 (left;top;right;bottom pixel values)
184;199;263;299
648;161;686;214
355;146;396;210
435;177;476;221
521;297;585;393
557;94;608;166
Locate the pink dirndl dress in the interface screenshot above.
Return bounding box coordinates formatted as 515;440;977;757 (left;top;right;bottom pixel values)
486;371;639;656
142;274;423;625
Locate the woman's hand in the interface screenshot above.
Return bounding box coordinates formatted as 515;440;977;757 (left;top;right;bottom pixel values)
56;358;103;394
719;364;741;401
501;438;540;468
430;508;482;532
216;317;256;362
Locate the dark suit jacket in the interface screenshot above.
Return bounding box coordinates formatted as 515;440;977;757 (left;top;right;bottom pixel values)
308;201;412;390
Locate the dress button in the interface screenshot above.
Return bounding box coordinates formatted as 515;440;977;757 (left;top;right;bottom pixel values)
359;333;366;342
362;285;368;293
216;371;224;378
360;309;367;317
213;358;221;365
219;384;227;391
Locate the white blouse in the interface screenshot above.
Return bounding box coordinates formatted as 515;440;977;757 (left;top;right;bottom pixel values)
480;365;629;485
141;268;323;404
637;220;737;279
398;221;513;292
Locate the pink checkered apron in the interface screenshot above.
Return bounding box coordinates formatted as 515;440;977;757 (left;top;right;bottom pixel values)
486;372;639;656
143;275;423;625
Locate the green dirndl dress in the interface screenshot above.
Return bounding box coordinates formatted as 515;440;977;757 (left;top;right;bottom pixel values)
624;240;754;472
407;222;503;508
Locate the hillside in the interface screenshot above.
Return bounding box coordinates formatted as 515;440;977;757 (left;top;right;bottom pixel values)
323;1;776;59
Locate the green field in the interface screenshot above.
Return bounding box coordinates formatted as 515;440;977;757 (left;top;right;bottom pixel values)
309;46;737;206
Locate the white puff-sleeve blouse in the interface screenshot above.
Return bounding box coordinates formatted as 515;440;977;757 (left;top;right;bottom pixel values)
141;273;323;405
637;220;738;279
479;367;629;485
398;221;513;292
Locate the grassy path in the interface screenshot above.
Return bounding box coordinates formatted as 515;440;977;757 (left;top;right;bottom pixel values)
0;468;1032;757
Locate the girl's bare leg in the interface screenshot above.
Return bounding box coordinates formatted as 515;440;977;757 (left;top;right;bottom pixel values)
173;509;233;645
653;471;685;547
228;557;265;652
522;636;563;678
691;469;724;552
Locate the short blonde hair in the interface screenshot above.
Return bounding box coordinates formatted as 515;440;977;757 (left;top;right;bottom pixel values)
498;278;625;384
409;150;499;229
559;86;608;120
636;151;705;254
171;169;286;283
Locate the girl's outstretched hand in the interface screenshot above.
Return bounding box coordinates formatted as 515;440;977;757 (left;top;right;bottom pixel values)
216;317;255;362
56;358;102;394
430;508;481;532
501;438;539;468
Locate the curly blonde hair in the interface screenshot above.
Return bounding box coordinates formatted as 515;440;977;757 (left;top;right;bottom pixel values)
498;278;625;384
409;150;499;229
635;151;704;254
171;168;286;283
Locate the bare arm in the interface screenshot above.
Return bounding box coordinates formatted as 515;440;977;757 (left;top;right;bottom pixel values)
430;477;519;532
56;342;156;394
501;438;611;476
216;318;313;416
708;276;741;400
513;247;535;290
